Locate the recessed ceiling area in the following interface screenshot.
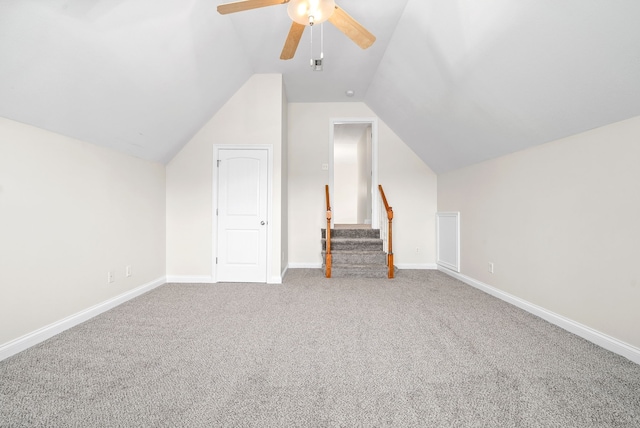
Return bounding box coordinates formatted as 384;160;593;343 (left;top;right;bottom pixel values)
1;0;639;173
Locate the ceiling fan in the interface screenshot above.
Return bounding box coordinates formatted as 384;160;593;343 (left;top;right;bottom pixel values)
217;0;376;60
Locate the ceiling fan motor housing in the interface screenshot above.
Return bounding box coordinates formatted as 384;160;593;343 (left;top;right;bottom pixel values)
287;0;336;26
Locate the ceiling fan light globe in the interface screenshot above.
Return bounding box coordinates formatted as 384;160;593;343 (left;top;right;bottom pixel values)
287;0;335;26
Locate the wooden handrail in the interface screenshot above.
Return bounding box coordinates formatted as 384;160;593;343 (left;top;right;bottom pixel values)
325;185;332;278
378;185;394;278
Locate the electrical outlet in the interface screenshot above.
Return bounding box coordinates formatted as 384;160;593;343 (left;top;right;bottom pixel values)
488;263;494;274
126;265;132;277
107;271;115;284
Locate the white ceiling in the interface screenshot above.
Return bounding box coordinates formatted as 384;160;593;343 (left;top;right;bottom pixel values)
1;0;639;173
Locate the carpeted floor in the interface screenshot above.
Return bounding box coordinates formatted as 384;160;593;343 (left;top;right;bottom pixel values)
1;269;639;427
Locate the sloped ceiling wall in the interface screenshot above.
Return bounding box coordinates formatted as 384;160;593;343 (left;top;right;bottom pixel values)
0;0;254;162
366;0;640;172
1;0;639;172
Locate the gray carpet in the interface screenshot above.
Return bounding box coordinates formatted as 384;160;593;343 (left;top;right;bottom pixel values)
1;269;639;427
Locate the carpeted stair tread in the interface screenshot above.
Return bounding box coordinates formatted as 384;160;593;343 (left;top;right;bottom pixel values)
322;239;383;252
331;263;388;268
322;250;387;265
323;249;386;254
322;238;383;243
321;228;380;239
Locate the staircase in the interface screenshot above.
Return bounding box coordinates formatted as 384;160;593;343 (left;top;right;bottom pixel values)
321;227;395;278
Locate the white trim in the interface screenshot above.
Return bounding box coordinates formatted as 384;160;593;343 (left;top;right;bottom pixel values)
438;267;640;365
212;145;273;284
279;265;289;282
169;274;282;285
329;118;379;227
287;264;438;270
267;260;285;283
287;263;438;270
396;263;438;270
0;276;166;362
166;275;213;283
288;263;323;269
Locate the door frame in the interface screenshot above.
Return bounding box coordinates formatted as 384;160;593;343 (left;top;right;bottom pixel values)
328;118;379;227
212;144;273;283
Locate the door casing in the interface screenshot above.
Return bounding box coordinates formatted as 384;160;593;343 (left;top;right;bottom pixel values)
328;118;379;227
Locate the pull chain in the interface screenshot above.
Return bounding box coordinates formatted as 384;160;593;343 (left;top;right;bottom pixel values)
310;22;324;71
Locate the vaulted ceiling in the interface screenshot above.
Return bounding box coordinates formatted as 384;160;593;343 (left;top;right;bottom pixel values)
1;0;639;173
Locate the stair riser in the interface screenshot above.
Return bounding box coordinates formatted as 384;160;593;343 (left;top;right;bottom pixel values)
322;241;383;251
323;252;387;265
321;229;380;239
330;267;391;278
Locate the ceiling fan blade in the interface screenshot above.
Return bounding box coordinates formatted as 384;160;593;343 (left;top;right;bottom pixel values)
328;5;376;50
217;0;289;15
280;21;305;60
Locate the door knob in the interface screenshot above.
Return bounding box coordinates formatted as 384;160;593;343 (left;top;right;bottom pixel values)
260;221;265;225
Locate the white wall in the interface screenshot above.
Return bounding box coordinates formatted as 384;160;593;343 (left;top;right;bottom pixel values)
166;74;286;283
288;102;437;268
0;118;166;346
332;124;370;224
438;115;640;349
356;127;372;224
334;141;359;223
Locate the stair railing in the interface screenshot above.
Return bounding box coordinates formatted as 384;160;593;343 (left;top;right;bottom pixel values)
378;185;394;278
325;184;332;278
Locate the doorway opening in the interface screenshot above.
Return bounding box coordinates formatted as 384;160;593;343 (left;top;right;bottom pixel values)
329;118;378;227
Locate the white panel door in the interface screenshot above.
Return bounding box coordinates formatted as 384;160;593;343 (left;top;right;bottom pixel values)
216;149;268;282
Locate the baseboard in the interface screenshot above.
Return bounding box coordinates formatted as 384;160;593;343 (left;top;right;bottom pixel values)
166;275;213;283
288;263;323;269
438;267;640;365
396;263;438;270
288;263;437;270
290;263;438;270
268;270;284;284
270;265;288;284
0;276;166;362
168;274;284;285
